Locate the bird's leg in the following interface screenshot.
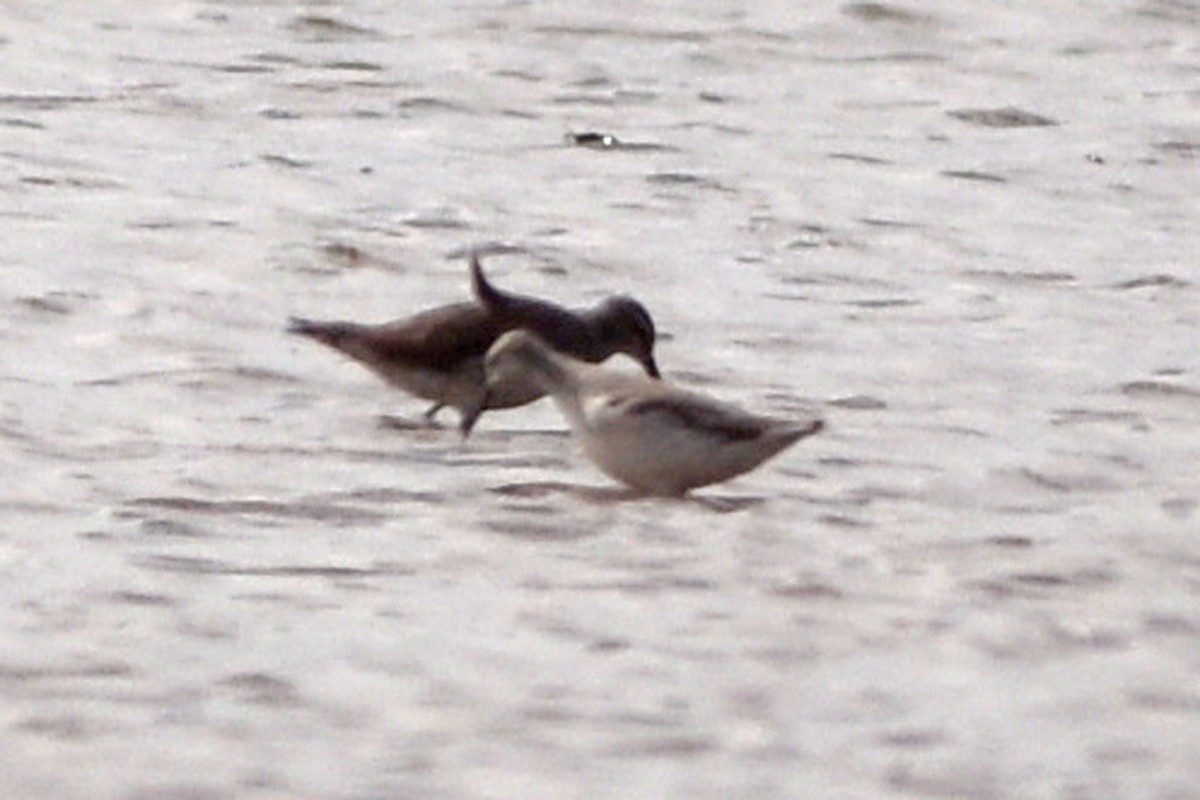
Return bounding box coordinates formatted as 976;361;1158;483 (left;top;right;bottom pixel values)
459;387;495;439
423;403;445;427
458;402;485;440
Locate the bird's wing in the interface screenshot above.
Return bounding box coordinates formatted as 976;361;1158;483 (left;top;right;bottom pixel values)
471;257;598;357
618;392;772;442
370;303;509;371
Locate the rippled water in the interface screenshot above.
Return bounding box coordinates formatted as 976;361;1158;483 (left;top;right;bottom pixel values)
3;1;1200;798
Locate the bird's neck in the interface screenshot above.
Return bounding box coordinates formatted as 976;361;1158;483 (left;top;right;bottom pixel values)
518;345;575;396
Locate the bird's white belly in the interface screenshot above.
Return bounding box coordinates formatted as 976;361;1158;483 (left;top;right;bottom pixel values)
575;398;753;494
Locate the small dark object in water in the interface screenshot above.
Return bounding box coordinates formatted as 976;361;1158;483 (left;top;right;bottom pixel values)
566;131;620;149
946;107;1059;128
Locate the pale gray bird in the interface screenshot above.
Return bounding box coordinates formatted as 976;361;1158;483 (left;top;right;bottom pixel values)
484;330;823;495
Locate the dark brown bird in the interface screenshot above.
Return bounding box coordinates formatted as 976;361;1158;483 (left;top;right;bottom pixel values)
469;254;659;379
289;253;660;436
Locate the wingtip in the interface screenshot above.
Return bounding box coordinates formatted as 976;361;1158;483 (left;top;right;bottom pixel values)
287;316;313;334
783;417;825;443
287;317;340;343
469;250;503;308
802;418;826;439
468;249;482;285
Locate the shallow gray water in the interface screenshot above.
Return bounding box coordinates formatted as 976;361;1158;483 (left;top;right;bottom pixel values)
3;1;1200;798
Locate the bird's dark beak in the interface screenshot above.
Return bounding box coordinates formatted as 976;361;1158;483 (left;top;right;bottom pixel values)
641;354;661;379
